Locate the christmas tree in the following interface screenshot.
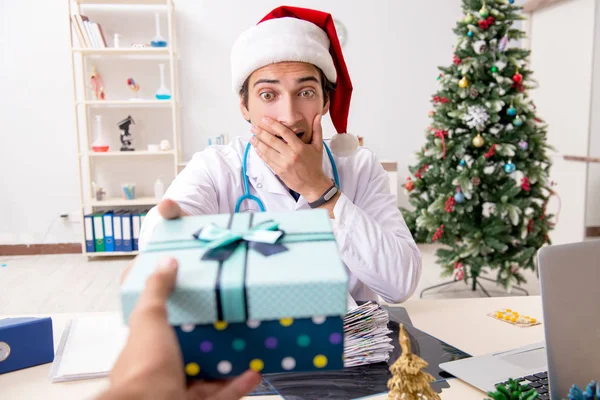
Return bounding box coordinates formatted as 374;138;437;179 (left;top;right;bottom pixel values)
387;324;440;400
401;0;555;291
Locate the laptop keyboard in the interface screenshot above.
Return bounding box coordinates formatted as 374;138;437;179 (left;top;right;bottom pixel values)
496;372;549;400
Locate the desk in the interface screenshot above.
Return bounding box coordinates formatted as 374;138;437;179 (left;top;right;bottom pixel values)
0;296;545;400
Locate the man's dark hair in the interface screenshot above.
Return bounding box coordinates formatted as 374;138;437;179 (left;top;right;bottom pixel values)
239;67;336;110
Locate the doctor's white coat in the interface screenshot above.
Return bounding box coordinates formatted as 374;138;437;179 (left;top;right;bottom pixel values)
139;137;422;304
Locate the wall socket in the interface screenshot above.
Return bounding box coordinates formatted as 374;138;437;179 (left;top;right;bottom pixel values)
60;212;82;223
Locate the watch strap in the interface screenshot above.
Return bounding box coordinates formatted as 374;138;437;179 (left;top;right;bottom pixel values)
308;184;339;209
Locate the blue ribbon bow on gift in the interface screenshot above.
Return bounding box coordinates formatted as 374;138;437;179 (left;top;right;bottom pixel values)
192;220;289;261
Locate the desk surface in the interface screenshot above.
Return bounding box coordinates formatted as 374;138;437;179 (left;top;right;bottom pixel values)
0;296;545;400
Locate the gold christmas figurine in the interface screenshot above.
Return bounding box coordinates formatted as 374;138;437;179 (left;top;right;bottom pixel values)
387;324;441;400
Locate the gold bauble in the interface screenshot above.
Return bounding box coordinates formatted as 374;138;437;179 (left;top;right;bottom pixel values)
458;77;469;89
472;134;485;148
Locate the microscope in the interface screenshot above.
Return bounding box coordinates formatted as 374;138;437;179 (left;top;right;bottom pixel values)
118;115;135;151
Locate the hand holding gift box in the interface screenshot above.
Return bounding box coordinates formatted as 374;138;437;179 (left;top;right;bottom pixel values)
120;209;348;380
101;257;261;400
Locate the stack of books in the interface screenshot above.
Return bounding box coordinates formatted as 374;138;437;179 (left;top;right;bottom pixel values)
71;13;107;48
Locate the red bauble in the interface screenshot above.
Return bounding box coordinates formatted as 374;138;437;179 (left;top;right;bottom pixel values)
453;55;462;65
478;20;489;30
521;177;531;192
405;177;415;191
513;73;523;83
487;16;495;24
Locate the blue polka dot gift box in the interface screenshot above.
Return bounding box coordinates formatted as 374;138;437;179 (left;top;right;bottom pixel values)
121;209;348;379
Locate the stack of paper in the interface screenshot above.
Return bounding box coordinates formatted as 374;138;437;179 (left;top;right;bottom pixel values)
49;315;128;383
343;301;394;368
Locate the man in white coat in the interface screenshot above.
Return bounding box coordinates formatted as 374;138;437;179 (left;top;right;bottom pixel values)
139;6;421;304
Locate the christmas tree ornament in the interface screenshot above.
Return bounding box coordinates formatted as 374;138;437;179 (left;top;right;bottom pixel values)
454;188;465;203
405;177;415;192
487;16;495;25
513;116;523;127
445;196;456;213
433;95;450;104
464;105;489;130
436;73;443;81
513;72;523;83
504;161;516;174
521;177;531;191
507;107;517;117
565;380;600;400
464;13;474;24
491;66;499;73
499;34;509;51
479;2;490;18
458;76;469;88
486;379;538;400
428;110;435;116
459;159;466;167
479;43;488;53
469;87;479;99
519;140;528;150
432;225;444;242
415;164;429;179
509;0;515;4
467;31;474;38
454;262;465;281
453;54;462;65
484;143;497;158
478;20;489;30
434;129;449;158
387;324;441;400
472;133;485;148
472;177;481;186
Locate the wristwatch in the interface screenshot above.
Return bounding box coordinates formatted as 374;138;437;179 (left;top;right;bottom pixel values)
308;184;339;209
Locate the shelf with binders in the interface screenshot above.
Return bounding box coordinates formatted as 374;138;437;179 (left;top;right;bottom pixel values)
83;210;150;256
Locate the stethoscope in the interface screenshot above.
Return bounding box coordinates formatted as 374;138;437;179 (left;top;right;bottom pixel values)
235;141;340;213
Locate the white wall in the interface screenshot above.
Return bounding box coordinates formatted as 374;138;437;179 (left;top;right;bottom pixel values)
528;0;596;244
0;0;81;244
585;0;600;227
1;0;468;244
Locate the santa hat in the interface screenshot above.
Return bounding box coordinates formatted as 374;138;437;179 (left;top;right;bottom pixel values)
231;6;358;157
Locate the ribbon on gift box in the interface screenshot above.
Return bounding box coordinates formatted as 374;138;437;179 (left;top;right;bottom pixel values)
193;219;288;262
190;213;336;323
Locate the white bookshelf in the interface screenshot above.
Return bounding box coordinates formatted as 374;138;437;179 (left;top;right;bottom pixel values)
69;0;180;259
88;251;140;257
85;150;175;157
78;99;175;107
90;197;159;207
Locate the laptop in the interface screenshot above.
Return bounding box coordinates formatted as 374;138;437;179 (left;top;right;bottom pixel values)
439;239;600;400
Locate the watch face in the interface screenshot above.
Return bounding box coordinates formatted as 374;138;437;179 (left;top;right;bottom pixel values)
324;186;338;201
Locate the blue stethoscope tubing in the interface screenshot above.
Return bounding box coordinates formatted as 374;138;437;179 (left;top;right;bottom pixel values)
235;141;340;213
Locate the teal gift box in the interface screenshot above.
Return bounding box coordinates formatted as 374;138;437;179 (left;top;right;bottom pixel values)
121;209;348;379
